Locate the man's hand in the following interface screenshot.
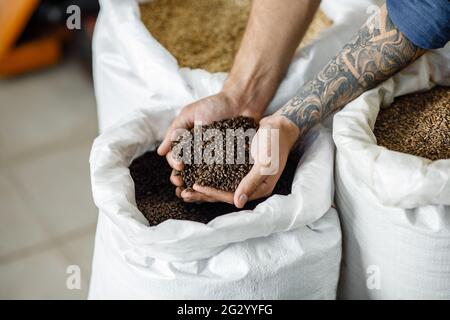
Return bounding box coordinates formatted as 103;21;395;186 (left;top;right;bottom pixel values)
166;3;426;207
181;114;300;208
157;90;264;198
158;0;323;202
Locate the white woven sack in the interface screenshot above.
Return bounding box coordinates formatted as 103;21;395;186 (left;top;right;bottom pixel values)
334;46;450;299
88;106;341;299
92;0;380;131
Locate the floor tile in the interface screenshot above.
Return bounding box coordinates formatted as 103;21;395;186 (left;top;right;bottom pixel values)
9;142;98;239
0;61;98;163
59;228;96;282
0;170;50;258
0;248;88;299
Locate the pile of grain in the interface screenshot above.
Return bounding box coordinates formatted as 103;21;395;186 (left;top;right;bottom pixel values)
140;0;332;72
172;116;257;192
140;0;251;72
374;86;450;161
130;150;298;225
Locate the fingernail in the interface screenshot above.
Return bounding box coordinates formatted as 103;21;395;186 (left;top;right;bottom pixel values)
239;194;248;206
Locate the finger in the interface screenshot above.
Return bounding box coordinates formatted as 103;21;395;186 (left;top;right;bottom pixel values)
157;123;177;156
247;175;278;201
181;193;196;203
251;128;272;167
180;189;213;203
193;184;234;205
166;150;184;171
175;187;184;198
170;169;184;187
180;189;218;203
245;158;287;202
157;111;193;156
234;165;267;208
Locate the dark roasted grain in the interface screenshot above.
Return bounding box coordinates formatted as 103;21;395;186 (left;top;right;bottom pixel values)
172;116;258;192
130;151;298;226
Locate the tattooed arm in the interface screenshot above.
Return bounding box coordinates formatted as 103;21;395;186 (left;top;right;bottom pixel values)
279;4;425;135
193;4;428;208
163;0;322;202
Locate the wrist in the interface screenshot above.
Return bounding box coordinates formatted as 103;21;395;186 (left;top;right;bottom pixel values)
262;114;300;148
277;115;301;147
222;64;283;121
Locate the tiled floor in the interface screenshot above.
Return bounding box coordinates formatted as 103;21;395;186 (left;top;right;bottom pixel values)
0;60;98;299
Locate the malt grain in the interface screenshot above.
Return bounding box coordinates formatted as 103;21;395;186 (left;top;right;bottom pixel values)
130;150;298;225
374;86;450;161
140;0;332;72
172;116;257;192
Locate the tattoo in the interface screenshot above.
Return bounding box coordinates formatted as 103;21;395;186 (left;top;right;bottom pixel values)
280;5;425;135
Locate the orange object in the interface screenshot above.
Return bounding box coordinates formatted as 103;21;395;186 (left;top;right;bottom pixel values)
0;36;61;77
0;0;40;59
0;0;66;76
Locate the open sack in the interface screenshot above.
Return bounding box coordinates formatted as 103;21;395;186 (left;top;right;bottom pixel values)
92;0;381;132
88;107;341;299
88;0;387;299
334;46;450;299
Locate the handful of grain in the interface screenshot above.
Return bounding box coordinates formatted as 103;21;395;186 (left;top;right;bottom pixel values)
374;86;450;161
172;116;258;192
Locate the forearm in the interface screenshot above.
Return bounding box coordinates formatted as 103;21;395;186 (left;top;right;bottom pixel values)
224;0;321;117
279;4;425;135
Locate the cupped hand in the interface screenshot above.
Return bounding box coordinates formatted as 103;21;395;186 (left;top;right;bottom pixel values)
157;91;263;198
181;114;300;208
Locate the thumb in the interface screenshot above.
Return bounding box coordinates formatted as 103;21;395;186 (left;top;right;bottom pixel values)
157;112;192;156
234;164;266;208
